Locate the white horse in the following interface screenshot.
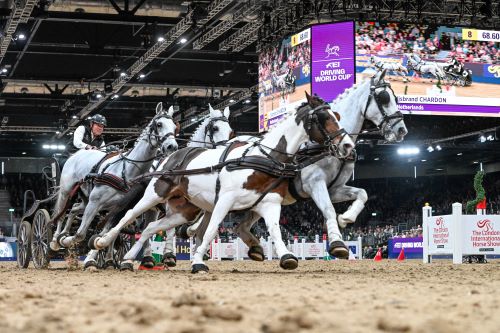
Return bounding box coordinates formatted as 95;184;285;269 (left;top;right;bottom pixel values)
130;104;234;269
51;102;179;251
173;70;408;260
406;53;446;80
92;93;354;273
370;55;408;76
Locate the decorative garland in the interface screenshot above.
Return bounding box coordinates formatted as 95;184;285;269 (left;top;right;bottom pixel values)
466;171;486;213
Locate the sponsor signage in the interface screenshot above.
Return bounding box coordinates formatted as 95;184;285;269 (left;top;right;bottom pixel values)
462;216;500;254
311;21;355;103
388;237;423;259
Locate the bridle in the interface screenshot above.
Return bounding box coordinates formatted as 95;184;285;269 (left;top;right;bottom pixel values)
362;76;404;134
303;103;348;157
147;112;176;149
204;116;230;148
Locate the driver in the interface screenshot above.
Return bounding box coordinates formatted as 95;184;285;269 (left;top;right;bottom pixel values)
68;114;107;153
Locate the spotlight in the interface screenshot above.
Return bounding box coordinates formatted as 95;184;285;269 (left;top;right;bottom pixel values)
244;99;251;104
55;131;60;135
487;134;494;141
473;161;479;164
139;73;146;79
229;99;236;103
50;144;58;149
421;159;427;162
42;144;49;149
374;157;379;161
111;94;119;99
191;118;196;122
96;93;103;99
480;135;486;143
120;72;127;77
436;145;442;151
22;152;26;155
18;34;26;40
158;36;165;42
1;68;7;73
72;115;78;119
397;147;420;155
179;37;187;44
457;152;463;156
427;145;434;152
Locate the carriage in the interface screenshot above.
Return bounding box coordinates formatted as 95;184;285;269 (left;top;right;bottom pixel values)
16;155;132;269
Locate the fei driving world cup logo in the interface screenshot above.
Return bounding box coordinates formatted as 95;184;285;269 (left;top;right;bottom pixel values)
325;44;340;58
477;219;493;232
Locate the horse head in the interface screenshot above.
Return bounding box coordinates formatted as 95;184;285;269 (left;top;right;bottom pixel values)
150;102;179;155
364;70;408;142
206;104;233;147
298;92;354;158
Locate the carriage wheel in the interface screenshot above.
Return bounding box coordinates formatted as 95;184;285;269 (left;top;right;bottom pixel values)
17;221;32;268
31;209;52;269
112;234;131;266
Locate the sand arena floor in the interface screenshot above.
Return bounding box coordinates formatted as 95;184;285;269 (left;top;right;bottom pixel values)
0;260;499;333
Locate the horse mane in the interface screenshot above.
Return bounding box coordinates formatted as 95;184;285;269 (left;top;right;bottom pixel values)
331;79;370;106
187;117;212;148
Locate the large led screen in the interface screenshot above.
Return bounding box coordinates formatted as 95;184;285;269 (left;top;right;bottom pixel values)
355;22;500;116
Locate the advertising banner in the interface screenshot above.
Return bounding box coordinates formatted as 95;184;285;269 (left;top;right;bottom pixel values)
462;216;500;255
388;237;423;259
0;241;16;261
311;21;356;103
427;215;454;254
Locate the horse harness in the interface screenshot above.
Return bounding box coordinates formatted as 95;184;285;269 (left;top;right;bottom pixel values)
85;112;175;193
205;116;229;148
363;76;404;132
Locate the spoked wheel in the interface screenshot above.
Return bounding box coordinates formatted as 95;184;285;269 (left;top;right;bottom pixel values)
113;234;132;266
31;209;52;269
17;221;32;268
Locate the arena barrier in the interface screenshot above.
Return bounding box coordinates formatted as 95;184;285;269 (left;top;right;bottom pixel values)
422;203;500;264
209;235;363;261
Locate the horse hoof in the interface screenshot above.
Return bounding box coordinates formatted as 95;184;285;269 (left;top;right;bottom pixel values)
120;262;134;271
279;254;298;270
329;241;349;259
103;260;116;270
248;245;265;262
191;264;209;274
140;256;156;269
49;240;60;252
163;253;177;267
57;233;68;247
83;260;98;271
87;234;100;250
177;224;190;239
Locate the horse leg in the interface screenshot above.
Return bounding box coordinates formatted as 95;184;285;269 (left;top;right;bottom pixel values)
191;196;235;273
60;199;101;248
308;181;349;259
234;211;265;261
120;214;187;271
83;250;99;270
161;228;177;267
253;200;298;269
330;185;368;228
93;190;164;250
51;201;85;250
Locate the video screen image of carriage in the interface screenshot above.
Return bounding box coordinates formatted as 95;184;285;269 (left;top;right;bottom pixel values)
17;156;132;269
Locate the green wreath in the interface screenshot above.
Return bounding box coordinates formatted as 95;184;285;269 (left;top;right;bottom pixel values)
466;171;485;213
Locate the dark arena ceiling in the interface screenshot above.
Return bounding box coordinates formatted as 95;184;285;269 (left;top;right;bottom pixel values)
0;0;500;171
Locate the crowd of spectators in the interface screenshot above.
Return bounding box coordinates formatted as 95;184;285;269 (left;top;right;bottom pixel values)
356;21;499;64
1;173;48;217
259;39;310;84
